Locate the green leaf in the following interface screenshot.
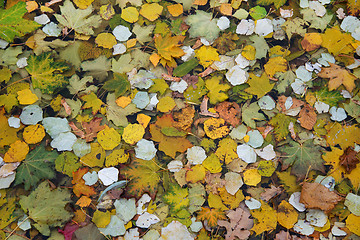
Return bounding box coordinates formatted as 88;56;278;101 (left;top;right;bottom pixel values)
173;58;199;77
0;197;16;229
103;73;130;98
106;93;140;127
343;94;360;123
249;6;267;20
257;0;287;9
55;152;82;177
120;158;161;198
188;183;206;214
149;78;169;96
249;35;269;59
268;113;297;141
185;10;220;42
163;183;189;213
26;52;69;94
0;93;18;113
0;2;40;42
241;102;265;129
275;70;296;94
19;181;73;236
315;88;344;106
278;140;325;179
15;146;58;190
54;0;102;35
161;127;187;137
183;77;208;104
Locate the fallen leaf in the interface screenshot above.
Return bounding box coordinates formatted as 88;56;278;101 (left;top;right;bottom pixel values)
318;63;357;92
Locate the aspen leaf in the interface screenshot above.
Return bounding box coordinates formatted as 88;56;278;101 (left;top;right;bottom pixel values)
73;0;94;9
92;209;111;228
80;143;106;167
301;33;322;51
121;7;139;23
157;96;176;112
3;140;29;163
204;118;229;139
97;126;121;150
195;46;220;68
122;123;145;145
264;56;287;78
23;124;45;144
243;169;261;186
346;214;360;236
17;89;38;105
251;201;277;235
277;200;298;229
95;33;117;49
139;3;163;21
186;165;206;183
167;4;183;17
106;149;129;166
99;4;115;20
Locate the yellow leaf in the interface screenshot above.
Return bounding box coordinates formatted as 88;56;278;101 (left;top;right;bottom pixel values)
73;0;94;9
127;39;137;48
202;154;222;173
157;96;176;113
95;33;117;49
276;169;301;193
245;72;274;98
323;147;360;189
3;140;29;163
243;169;261;186
149;53;160;67
264;56;288;78
220;3;232;15
92;209;111;228
215;138;238;164
186;165;206;183
277;200;298;229
137;114;151;128
269;46;290;57
208;193;228;211
325;122;360;150
167;4;183;17
313;219;331;232
218;187;244;209
0;109;19;148
257;160;275;177
204;118;229;140
140;3;163;21
242;45;256;60
301;33;322;52
195;46;220;68
197;207;226;227
97;126;121;150
205;75;230;104
99;4;115;20
105;149;129;167
76;196;92;207
122;123;145;145
115;96;132;108
17;89;38;105
121;6;139;23
23;124;45;144
26;1;38;12
80;143;105;167
346;214;360;236
81;92;104;115
194;0;208;5
154;34;185;67
318;63;357;92
251;201;277;235
321;26;354;56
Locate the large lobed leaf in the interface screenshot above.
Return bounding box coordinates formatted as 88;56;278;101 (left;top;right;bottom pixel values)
0;2;40;42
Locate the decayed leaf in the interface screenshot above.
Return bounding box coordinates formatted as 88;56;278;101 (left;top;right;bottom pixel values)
218;205;253;240
278;140;324;179
300;182;343;212
197;207;226;227
298;104;316;130
26;52;69;94
318;63;357;92
0;2;40;42
204;117;230;139
173;106;195;131
339;147;360;173
120;158;161;198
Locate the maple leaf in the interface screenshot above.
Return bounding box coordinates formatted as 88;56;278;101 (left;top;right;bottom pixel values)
218;206;253;240
250;201;277;235
321;26;354;56
80;92;104;115
318;63;357;92
278;140;325;179
149;78;169;96
0;94;18;113
241;102;265;129
120;158;161;198
197;207;226;227
19;181;73;236
185;10;220;42
163;183;189;213
72;168;96;197
325;122;360;150
245;72;274;98
205;75;231;104
269;113;297;141
154;33;185;67
0;2;40;42
55;0;102;35
26;52;69;94
103;73;130;98
14;145;58;190
150;114;192;158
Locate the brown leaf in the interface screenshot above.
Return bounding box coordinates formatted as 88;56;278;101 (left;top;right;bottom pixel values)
260;185;283;202
339;147;360;173
318;63;357;92
215;101;241;127
277;96;304;116
300;182;343;212
82;117;106;142
205;172;226;194
200;96;219;117
298;104;316;130
173;106;195;131
218;204;253;240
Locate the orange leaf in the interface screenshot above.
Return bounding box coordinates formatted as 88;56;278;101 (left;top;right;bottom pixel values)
197;207;226;227
76;196;92;207
154;34;185;67
318;63;357;92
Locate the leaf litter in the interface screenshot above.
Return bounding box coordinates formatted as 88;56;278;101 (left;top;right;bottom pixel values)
0;0;360;239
